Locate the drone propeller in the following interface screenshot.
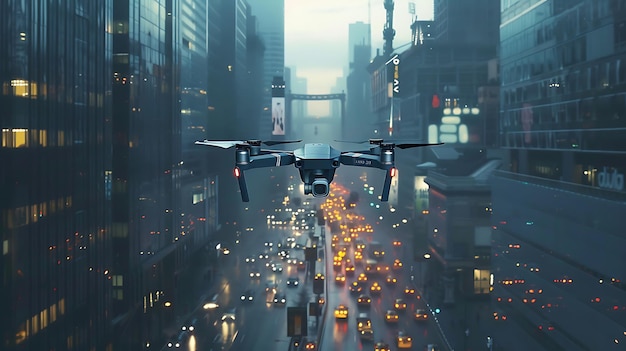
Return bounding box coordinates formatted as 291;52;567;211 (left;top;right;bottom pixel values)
195;139;301;149
263;139;302;146
395;142;444;149
334;138;443;149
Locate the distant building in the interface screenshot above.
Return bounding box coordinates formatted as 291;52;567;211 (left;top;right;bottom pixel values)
349;21;371;64
492;0;626;349
246;0;285;139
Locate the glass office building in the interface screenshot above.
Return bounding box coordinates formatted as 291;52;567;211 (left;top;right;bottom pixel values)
493;0;626;349
1;1;113;350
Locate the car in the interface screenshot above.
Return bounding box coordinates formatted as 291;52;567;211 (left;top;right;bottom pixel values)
349;281;364;294
357;294;371;306
245;256;256;263
265;279;277;292
370;281;382;294
493;309;508;321
297;260;306;271
374;341;391;351
334;304;349;319
385;310;399;323
303;338;317;350
393;258;403;269
385;275;397;285
414;308;429;321
396;331;412;348
221;308;237;322
392;240;402;247
273;292;287;305
287;276;300;287
240;289;255;302
272;263;284;272
356;312;372;332
345;264;355;275
249;268;261;279
359;328;374;341
426;344;440;351
335;273;346;284
357;273;368;282
394;298;407;310
181;317;198;332
167;330;189;348
537;320;555;332
404;286;415;296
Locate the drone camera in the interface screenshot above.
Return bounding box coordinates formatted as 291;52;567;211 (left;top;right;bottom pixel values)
311;178;329;197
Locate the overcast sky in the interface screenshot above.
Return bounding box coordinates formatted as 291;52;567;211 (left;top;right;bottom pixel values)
284;0;434;95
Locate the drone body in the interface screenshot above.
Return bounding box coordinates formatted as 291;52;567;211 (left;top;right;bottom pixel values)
195;139;442;202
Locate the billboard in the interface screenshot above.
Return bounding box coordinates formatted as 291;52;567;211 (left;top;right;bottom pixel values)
272;96;285;135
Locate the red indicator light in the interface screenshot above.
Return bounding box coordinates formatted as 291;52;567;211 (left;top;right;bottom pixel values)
234;167;240;177
390;167;397;177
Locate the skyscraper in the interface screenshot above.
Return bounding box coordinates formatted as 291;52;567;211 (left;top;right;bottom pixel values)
246;0;285;139
493;0;626;349
349;21;372;65
1;1;113;349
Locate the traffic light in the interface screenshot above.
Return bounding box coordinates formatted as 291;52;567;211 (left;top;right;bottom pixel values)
313;273;325;294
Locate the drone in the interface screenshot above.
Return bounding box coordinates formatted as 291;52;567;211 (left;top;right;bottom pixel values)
194;138;443;202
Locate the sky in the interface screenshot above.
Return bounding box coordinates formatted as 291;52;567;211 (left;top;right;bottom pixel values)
284;0;434;96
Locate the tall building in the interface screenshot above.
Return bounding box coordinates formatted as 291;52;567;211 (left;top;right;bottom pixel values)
1;1;114;350
433;0;499;46
288;67;308;120
349;21;372;64
110;0;177;348
492;0;626;349
246;0;285;139
178;0;220;316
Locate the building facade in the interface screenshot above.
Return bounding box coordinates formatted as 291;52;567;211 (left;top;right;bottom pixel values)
492;0;626;349
246;0;285;139
1;1;113;350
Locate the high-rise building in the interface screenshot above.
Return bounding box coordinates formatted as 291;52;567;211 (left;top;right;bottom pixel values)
110;1;182;348
1;1;114;349
349;21;372;64
433;0;499;46
492;0;626;349
246;0;285;139
288;67;308;120
346;20;374;140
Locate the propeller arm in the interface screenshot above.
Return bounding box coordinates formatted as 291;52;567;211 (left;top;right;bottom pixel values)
340;152;396;202
338;152;386;169
241;151;296;169
234;166;249;202
380;166;395;202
